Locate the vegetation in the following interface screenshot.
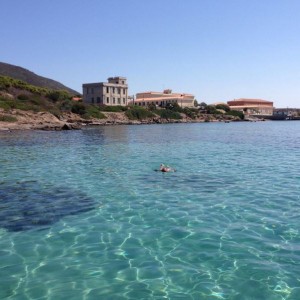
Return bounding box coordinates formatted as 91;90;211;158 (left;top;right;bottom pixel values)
206;105;222;114
0;97;12;110
0;76;107;120
226;110;244;119
71;102;86;115
59;99;73;112
84;105;106;119
125;106;155;120
0;75;245;123
0;96;44;112
0;62;78;94
0;114;17;122
215;104;230;112
183;107;199;119
165;102;183;112
0;75;50;95
17;94;30;101
70;102;106;119
145;102;183;119
98;105;128;112
47;90;70;102
155;109;182;120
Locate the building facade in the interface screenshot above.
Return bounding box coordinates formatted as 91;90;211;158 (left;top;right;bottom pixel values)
273;108;300;119
82;77;128;106
227;98;274;115
129;89;195;108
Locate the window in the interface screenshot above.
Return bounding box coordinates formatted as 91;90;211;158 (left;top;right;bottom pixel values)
123;88;126;94
118;88;121;94
113;87;115;93
86;87;89;94
122;81;125;84
91;97;94;103
113;98;115;104
91;88;94;94
97;97;100;103
118;98;121;104
106;87;109;93
107;97;109;104
123;98;125;104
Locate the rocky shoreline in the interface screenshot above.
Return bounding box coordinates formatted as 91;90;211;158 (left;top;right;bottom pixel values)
0;109;240;131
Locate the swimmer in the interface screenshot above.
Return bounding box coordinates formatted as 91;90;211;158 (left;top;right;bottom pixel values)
159;164;176;172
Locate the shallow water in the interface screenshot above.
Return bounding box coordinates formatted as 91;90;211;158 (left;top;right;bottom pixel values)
0;121;299;299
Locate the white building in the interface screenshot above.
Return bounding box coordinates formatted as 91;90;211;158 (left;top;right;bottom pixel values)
129;89;195;108
82;77;128;106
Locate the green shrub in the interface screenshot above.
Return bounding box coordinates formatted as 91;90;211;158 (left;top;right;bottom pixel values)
13;101;40;112
71;102;86;115
0;76;72;100
17;94;29;100
98;105;128;112
28;96;47;106
165;102;183;112
183;107;198;119
226;110;244;119
147;103;157;111
70;103;106;119
0;98;12;110
48;108;62;118
216;104;230;112
59;99;73;112
0;115;17;122
0;76;12;90
125;106;155;120
206;105;222;114
155;109;182;120
6;96;55;112
84;105;106;119
47;90;70;102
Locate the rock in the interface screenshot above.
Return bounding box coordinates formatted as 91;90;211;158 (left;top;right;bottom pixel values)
0;91;14;99
61;123;72;130
70;123;81;130
61;123;81;130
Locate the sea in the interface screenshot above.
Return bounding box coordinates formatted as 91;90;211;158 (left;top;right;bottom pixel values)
0;121;299;300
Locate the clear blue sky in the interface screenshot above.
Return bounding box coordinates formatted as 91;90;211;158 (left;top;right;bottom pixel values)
1;0;300;107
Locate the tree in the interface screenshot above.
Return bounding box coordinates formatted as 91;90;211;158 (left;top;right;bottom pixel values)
226;110;244;119
166;102;182;112
71;102;86;115
147;102;157;111
216;104;230;112
47;90;70;102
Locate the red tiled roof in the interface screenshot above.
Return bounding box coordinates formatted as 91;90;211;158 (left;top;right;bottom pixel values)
72;97;82;101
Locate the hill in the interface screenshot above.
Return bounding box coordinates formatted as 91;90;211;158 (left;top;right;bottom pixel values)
0;62;79;95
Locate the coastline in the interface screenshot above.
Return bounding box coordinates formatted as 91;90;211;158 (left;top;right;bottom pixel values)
0;109;242;131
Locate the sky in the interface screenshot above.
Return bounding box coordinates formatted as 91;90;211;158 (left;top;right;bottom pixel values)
1;0;300;108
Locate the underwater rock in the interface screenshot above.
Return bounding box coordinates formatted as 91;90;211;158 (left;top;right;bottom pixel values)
0;181;96;232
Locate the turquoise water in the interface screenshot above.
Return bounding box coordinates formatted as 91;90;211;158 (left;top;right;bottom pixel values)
0;121;299;299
